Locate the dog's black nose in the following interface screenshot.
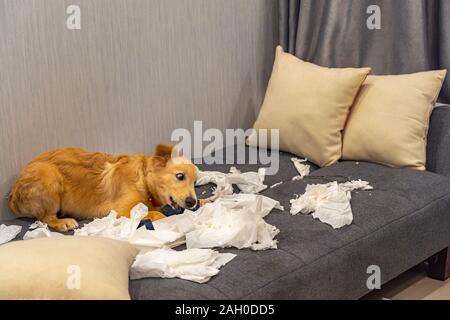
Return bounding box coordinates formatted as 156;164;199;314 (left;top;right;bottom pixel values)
185;197;197;208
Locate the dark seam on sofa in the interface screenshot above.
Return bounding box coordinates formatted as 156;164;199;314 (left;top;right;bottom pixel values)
238;190;450;299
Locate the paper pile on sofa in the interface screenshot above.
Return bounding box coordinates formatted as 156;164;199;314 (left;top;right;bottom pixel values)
1;160;372;283
19;191;282;283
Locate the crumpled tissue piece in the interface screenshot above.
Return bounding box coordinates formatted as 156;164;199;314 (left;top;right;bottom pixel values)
228;167;267;194
291;157;310;180
74;203;183;251
340;179;373;191
154;194;283;251
290;180;373;229
23;221;64;240
270;181;283;188
0;224;22;245
196;167;267;200
130;247;236;283
196;170;233;199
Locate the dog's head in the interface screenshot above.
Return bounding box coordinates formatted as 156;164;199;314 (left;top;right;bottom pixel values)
147;144;198;210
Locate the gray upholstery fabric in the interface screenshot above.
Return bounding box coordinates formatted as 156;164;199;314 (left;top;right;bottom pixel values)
279;0;450;103
427;105;450;176
129;151;450;299
3;148;450;299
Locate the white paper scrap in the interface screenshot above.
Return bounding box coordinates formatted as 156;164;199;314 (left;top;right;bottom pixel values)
0;224;22;245
290;180;373;229
196;167;267;200
130;247;236;283
291;157;310;179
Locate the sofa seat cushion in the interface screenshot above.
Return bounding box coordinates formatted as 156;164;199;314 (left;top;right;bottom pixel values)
3;149;450;299
129;156;450;299
264;161;450;263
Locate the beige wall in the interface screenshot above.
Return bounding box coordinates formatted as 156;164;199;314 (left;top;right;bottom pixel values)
0;0;278;219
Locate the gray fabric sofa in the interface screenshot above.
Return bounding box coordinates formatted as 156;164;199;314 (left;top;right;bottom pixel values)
3;105;450;299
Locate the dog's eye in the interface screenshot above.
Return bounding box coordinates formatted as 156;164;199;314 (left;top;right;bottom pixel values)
176;173;185;181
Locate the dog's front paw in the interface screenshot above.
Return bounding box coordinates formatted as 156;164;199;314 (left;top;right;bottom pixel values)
50;218;79;232
198;199;210;207
144;211;167;221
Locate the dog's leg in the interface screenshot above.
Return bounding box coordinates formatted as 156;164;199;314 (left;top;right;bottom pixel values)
115;195;167;221
41;214;79;232
143;211;167;221
9;162;79;232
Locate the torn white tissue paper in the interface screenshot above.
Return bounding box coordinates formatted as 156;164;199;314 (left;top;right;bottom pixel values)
8;193;281;284
161;194;283;251
74;203;183;251
270;181;283;188
340;179;373;191
74;194;282;253
130;247;236;283
23;221;64;240
0;224;22;245
196;167;267;200
74;203;148;240
129;194;280;283
196;170;233;199
290;180;373;229
291;157;310;180
228;167;267;194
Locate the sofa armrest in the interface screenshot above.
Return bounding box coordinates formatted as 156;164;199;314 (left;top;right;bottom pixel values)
427;104;450;175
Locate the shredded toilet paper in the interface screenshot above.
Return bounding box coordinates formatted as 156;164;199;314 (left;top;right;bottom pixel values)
340;179;373;192
128;194;282;282
291;157;310;180
228;167;267;194
150;194;283;251
74;203;184;251
0;224;22;245
180;194;283;250
196;170;233;199
130;247;236;283
11;166;282;284
196;167;267;200
23;221;64;240
56;194;281;252
70;193;281;282
270;181;283;188
290;179;373;229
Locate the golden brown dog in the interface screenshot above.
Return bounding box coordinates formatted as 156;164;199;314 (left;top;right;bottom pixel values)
8;144;201;232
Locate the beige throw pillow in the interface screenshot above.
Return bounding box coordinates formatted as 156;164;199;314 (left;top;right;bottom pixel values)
0;236;138;300
342;70;447;170
251;46;370;167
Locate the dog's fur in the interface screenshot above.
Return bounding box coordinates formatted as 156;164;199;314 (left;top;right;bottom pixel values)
8;144;199;232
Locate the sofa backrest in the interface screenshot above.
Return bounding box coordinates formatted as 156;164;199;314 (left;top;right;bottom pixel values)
427;104;450;175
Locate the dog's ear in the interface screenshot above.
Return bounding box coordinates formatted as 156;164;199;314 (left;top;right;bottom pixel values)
154;144;174;158
153;144;174;167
